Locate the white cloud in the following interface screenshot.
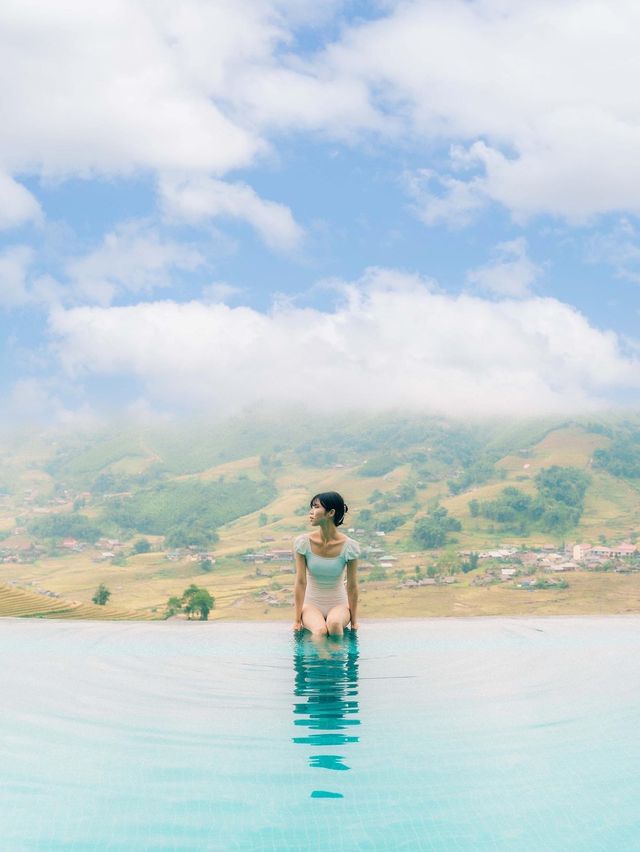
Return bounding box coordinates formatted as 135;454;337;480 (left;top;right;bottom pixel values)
48;268;640;417
234;66;384;140
406;168;486;228
202;281;244;303
64;221;204;305
467;238;541;298
0;0;386;185
4;0;640;228
160;176;304;252
7;377;99;428
0;1;265;178
0;245;33;306
0;173;42;229
318;1;640;222
0;0;297;247
587;219;640;284
0;0;384;265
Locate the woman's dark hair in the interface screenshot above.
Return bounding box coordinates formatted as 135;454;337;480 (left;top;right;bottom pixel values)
310;491;349;527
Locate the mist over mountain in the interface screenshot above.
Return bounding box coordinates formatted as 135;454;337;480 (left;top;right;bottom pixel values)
4;410;640;538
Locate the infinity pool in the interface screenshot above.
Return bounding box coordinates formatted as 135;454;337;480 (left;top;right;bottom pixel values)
2;617;640;850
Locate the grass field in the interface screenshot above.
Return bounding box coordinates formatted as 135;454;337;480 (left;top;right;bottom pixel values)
4;555;640;622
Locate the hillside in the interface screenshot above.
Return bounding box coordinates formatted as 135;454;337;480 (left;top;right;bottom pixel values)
1;412;640;619
0;582;151;620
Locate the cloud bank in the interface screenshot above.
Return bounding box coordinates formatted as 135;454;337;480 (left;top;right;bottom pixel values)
317;0;640;223
48;270;640;418
4;1;640;228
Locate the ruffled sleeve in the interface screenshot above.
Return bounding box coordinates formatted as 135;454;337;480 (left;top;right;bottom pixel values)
344;538;360;561
294;534;310;556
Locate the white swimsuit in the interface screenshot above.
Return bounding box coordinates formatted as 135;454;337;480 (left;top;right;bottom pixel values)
295;534;360;617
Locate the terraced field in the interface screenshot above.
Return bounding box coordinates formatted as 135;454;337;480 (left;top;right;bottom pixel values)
0;584;153;620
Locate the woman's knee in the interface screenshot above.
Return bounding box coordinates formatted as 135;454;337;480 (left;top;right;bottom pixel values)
326;617;343;635
310;623;328;636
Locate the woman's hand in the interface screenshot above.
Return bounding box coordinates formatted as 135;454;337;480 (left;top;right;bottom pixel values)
350;621;359;631
292;618;303;631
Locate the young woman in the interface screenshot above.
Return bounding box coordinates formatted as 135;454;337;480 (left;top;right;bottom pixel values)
293;491;360;636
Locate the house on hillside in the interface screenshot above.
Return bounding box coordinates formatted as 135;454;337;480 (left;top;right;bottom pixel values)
546;562;577;572
572;543;592;561
479;549;517;560
267;549;294;562
612;543;637;556
93;551;115;562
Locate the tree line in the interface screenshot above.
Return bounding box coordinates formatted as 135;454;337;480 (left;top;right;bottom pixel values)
468;466;590;535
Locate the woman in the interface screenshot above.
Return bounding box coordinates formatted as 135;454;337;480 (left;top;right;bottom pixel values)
293;491;360;636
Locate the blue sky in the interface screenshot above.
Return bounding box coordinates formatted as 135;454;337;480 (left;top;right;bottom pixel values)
2;0;640;424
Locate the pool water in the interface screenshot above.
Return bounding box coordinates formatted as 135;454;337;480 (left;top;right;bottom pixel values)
2;616;640;850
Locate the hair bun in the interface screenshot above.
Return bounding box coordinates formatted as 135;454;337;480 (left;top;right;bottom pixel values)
309;491;348;526
344;504;349;514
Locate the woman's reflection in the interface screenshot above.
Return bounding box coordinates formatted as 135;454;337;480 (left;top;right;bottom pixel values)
293;631;360;798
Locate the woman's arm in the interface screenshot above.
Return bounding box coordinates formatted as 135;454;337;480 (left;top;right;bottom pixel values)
346;559;359;629
293;551;307;630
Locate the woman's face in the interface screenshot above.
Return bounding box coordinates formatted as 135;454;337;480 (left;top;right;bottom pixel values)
309;498;333;525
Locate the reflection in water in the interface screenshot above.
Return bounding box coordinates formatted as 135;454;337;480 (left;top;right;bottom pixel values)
293;631;360;799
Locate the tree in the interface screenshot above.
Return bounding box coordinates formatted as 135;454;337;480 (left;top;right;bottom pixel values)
180;584;215;620
377;514;407;533
535;466;590;508
165;596;182;618
104;479;274;541
593;436;640;479
259;513;268;526
370;567;387;581
28;513;104;544
200;558;213;573
92;583;111;605
474;467;590;535
188;589;215;621
132;538;151;554
165;523;216;549
413;506;462;549
461;552;479;573
358;453;400;477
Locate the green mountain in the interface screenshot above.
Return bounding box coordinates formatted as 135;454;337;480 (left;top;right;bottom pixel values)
4;412;640;551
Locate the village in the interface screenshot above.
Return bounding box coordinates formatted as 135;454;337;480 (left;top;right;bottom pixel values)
2;479;640;609
239;530;640;596
3;495;639;581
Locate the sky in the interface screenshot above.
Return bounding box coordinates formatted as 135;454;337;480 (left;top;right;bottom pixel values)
2;0;640;425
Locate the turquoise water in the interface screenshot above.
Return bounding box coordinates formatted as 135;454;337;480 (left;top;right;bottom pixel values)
2;616;640;850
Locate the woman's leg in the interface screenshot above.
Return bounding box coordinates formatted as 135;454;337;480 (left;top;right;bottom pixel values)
325;604;351;637
301;603;329;636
